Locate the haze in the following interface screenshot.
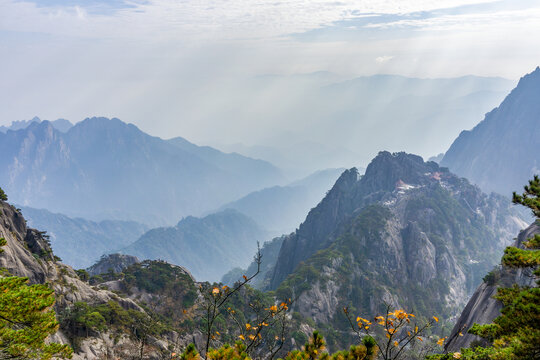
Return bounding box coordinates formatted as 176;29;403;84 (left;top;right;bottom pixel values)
2;0;540;175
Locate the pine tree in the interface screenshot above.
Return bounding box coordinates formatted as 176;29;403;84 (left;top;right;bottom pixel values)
0;187;7;201
0;276;73;359
429;176;540;359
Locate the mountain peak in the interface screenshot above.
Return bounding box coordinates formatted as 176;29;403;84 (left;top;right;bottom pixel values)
441;67;540;195
360;151;440;193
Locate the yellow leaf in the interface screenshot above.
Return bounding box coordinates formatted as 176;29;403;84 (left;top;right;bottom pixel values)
212;287;220;295
459;332;463;337
246;323;251;330
239;334;245;340
415;326;418;333
453;353;461;359
249;334;256;340
433;316;439;322
394;341;399;347
417;337;423;342
437;338;445;346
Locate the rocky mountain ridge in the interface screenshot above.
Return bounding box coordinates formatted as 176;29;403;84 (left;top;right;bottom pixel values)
441;67;540;196
0;199;170;359
0;116;73;133
87;253;141;276
264;152;526;347
0;117;283;225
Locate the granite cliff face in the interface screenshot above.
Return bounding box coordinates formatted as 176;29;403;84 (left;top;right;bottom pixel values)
266;152;526;346
444;222;540;352
0;198;196;359
87;253;141;276
441;67;540;196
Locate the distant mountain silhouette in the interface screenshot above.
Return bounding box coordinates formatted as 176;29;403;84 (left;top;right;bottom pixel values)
0;117;283;225
218;168;346;234
0;116;73;133
121;209;269;281
20;206;148;269
441;67;540;196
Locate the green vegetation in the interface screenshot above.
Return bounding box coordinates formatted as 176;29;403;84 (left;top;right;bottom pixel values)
178;330;377;360
0;238;6;254
0;276;73;359
60;300;164;352
428;176;540;360
0;238;72;359
275;203;456;348
0;187;7;201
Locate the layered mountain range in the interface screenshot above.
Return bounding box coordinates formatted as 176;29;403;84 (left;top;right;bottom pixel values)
0;116;73;133
19;206;148;269
218;168;345;234
120;209;269;281
0;117;283;225
0;200;205;360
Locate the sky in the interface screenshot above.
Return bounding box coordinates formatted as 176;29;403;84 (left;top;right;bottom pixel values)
1;0;540;172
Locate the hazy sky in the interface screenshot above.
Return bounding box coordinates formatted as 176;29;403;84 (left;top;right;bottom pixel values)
1;0;540;170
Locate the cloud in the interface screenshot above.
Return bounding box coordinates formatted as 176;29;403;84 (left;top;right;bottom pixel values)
375;55;394;63
0;0;502;41
364;7;540;33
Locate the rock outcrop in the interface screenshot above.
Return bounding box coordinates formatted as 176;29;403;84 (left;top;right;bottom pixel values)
87;253;141;275
266;152;527;348
445;221;540;352
0;199;186;359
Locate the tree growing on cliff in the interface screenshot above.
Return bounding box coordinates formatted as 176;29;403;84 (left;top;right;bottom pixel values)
428;176;540;360
0;187;7;201
0;276;73;359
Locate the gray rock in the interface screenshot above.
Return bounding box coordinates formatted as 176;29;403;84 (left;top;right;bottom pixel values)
87;253;140;276
445;222;540;352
